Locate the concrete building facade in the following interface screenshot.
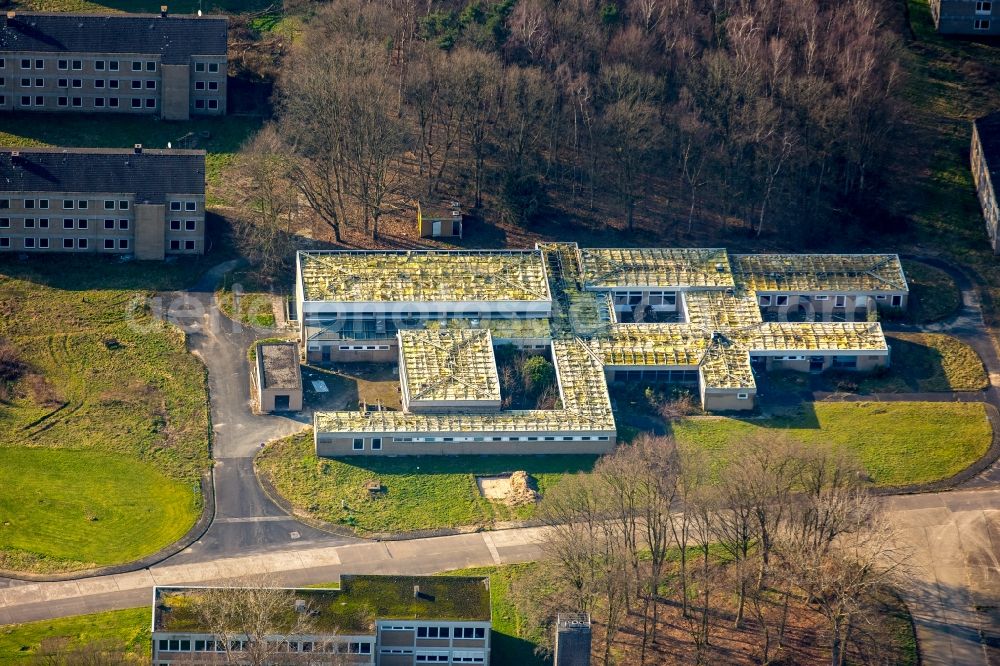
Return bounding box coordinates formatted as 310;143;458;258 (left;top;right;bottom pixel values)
0;147;206;259
151;576;492;666
973;111;1000;254
929;0;999;34
254;341;303;413
0;10;227;120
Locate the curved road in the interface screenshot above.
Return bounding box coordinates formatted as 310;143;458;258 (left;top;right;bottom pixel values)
3;259;1000;666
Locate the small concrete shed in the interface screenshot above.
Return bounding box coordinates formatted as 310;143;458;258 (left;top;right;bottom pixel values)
254;341;303;412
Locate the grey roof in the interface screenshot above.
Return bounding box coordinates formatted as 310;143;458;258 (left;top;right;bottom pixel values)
0;12;227;65
976;111;1000;182
0;147;206;203
259;342;301;390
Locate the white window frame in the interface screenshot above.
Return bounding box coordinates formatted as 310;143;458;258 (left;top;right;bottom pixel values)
975;18;991;28
353;438;364;451
834;295;847;308
758;295;772;306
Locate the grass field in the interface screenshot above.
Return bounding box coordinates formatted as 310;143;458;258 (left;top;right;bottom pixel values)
0;606;150;662
900;260;961;323
256;431;597;535
672;401;992;487
217;269;277;328
0;255;211;572
868;333;988;392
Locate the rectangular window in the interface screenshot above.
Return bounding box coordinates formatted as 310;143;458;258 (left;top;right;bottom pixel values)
208;99;219;110
170;201;182;211
34;59;43;69
119;201;129;210
195;99;206;109
170;220;181;231
0;238;8;248
77;200;88;210
131;79;141;89
119;239;128;249
63;200;74;210
170;240;180;250
94;97;105;108
185;240;195;250
57;96;67;106
737;393;749;400
72;79;82;88
208;81;219;91
95;60;105;71
146;61;156;72
58;59;68;70
19;95;29;106
33;95;42;106
104;200;115;210
63;219;73;229
78;238;87;249
758;295;772;306
975;18;991;28
130;95;141;106
195;81;206;90
23;199;34;209
20;78;30;87
72;97;82;107
976;1;992;12
353;438;364;451
58;78;69;87
104;219;115;229
145;80;156;89
834;295;847;308
195;62;206;72
119;220;129;230
208;63;220;73
33;78;42;87
104;239;115;249
0;218;8;228
185;220;196;231
184;201;197;212
39;218;48;228
109;97;119;107
815;295;829;301
109;79;119;89
145;98;156;108
20;59;29;70
63;238;73;249
775;295;789;306
77;219;88;229
38;237;48;248
23;237;34;248
95;79;105;88
71;60;82;71
371;438;382;450
24;218;34;228
109;60;119;71
131;61;142;72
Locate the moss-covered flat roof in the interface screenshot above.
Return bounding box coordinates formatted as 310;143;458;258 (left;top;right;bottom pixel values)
579;247;735;290
298;250;551;303
154;576;491;635
731;254;908;293
399;329;501;405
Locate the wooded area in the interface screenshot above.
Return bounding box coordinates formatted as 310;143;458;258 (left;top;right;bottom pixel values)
230;0;901;253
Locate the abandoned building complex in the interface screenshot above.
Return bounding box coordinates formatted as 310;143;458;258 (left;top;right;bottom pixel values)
973;111;1000;254
928;0;998;34
0;147;206;260
295;244;907;456
0;9;227;120
151;575;493;666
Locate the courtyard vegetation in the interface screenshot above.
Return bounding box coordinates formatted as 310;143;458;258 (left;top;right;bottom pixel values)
0;256;211;573
899;260;961;324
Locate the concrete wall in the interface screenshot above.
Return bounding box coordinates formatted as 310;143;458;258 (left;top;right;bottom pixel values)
259;386;303;412
761;353;887;374
756;292;907;319
316;433;616;457
306;341;397;364
133;203;166;260
701;389;756;412
972;123;1000;254
160;64;190;120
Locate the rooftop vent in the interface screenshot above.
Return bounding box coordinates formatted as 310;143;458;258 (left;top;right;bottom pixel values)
413;585;436;602
6;10;15;21
160;5;168;18
134;144;143;154
294;599;306;613
715;263;726;272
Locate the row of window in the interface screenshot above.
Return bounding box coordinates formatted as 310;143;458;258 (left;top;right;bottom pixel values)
758;294;903;307
612;291;677;306
0;219;204;232
0;237;198;251
353;437;382;450
977;1;993;12
194;62;223;73
11;58;156;71
416;655;485;663
313;310;544;321
416;626;486;639
611;370;699;383
339;344;391;351
975;18;991;29
156;638;370;654
1;199;126;211
8;94;158;109
14;78;161;90
170;220;200;231
387;435;612;444
0;237;127;250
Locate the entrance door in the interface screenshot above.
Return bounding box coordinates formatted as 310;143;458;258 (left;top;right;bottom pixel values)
321;346;331;363
891;295;902;307
274;394;290;410
809;356;825;372
432;220;442;236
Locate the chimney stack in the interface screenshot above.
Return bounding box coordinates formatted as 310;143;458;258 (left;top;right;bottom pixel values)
134;144;143;155
554;613;592;666
160;5;168;18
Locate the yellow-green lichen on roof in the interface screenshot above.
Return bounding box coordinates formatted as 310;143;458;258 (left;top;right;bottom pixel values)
731;254;907;293
298;250;551;303
154;576;491;634
431;316;553;340
700;344;757;390
744;322;889;352
315;340;615;435
579;247;735;290
683;290;762;329
399;329;501;404
587;324;711;367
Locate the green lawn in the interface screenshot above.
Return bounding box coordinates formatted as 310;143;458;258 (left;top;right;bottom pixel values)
256;432;597;536
0;607;150;661
0;255;211;572
672;401;992;487
866;333;988;392
900;260;961;324
217;269;277;328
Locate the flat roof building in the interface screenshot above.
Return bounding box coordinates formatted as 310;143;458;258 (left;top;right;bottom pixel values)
0;147;206;260
254;341;302;413
299;244;907;456
151;575;493;665
0;10;228;120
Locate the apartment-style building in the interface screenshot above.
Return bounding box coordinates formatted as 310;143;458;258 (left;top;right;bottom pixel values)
151;575;493;666
0;146;206;260
973;111;1000;254
0;9;227;120
297;244;907;456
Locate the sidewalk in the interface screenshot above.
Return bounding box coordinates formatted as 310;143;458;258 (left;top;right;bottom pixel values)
0;527;548;626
